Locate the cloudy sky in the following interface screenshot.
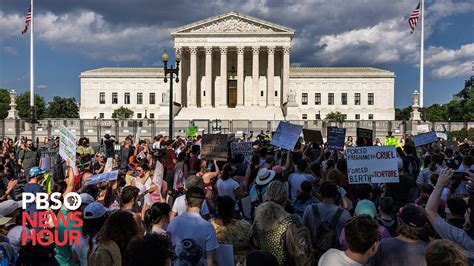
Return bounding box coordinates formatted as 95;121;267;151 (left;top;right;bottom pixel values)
0;0;472;107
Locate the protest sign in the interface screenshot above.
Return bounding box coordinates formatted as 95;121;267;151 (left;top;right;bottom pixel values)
201;134;229;161
417;124;430;133
270;122;303;150
240;196;252;219
186;125;198;137
59;124;76;166
327;127;346;151
346;146;399;184
84;171;119;186
134;127;141;144
356;128;373;146
303;129;323;145
413;131;438;147
230;142;253;161
104;158;113;173
384;137;400;147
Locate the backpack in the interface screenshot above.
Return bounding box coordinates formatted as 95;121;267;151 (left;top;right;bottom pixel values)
311;205;343;259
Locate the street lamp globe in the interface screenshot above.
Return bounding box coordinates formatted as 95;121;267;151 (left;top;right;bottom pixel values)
162;50;169;63
175;52;181;63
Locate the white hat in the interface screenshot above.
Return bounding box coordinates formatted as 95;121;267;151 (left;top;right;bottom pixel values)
0;200;21;217
255;168;276;186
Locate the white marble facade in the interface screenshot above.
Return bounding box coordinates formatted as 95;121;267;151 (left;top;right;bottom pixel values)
80;11;395;121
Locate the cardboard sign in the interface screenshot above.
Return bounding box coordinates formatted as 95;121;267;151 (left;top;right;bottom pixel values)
413;131;438;147
270;122;303;150
384;137;400;147
104;158;113;173
59;124;76;166
230;142;253;161
327;127;346;151
201;134;229;161
303;129;323;145
347;146;399;184
417;124;430;133
84;171;119;186
356;128;373;147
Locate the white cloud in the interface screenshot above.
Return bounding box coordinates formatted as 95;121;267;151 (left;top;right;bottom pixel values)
0;12;24;38
37;84;47;89
426;43;474;65
431;61;473;79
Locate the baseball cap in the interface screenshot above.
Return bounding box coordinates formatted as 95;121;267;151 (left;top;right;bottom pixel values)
355;199;377;218
80;193;95;206
29;167;46;178
0;200;21;217
399;204;427;227
185;175;204;190
83;202;108;219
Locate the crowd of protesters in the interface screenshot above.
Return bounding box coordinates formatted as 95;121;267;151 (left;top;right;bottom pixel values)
0;130;473;266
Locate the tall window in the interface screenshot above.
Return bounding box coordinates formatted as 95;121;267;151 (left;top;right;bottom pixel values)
137;113;142;119
99;113;104;119
315;113;321;120
99;92;105;104
302;93;308;105
315;93;321;105
354;93;361;105
112;93;118;104
137;93;143;104
368;114;374;120
328;93;334;105
149;93;156;104
124;93;130;104
355;114;360;120
341;93;347;105
149;113;155;119
302;114;307;119
368;93;374;105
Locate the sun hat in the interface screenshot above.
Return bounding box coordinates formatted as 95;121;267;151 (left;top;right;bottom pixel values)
355;199;377;218
399;203;427;227
255;168;276;186
83;202;108;219
0;200;21;217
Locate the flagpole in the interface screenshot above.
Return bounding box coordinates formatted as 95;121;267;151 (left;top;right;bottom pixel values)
420;0;424;108
30;0;35;141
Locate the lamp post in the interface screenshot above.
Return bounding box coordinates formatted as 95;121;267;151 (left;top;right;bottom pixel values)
162;50;180;139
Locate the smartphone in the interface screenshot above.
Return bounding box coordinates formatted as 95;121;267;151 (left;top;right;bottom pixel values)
452;171;469;181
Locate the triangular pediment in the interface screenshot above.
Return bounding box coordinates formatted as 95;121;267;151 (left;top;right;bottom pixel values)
172;11;294;35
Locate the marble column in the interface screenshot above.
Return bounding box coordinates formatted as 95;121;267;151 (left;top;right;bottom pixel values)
237;46;244;107
205;47;212;107
267;46;275;106
282;46;290;104
252;47;260;106
175;47;182;105
189;47;197;107
220;47;227;107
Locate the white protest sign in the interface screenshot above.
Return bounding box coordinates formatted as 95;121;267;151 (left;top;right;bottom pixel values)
230;142;253;161
84;171;119;186
59;124;76;166
104;158;113;173
135;127;141;144
270;122;303;151
346;146;399;184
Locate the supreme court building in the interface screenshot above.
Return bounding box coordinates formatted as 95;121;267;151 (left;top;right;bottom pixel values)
80;11;395;121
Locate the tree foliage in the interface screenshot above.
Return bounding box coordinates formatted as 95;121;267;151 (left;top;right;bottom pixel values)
112;106;134;119
395;107;412;121
325;111;346;123
17;92;46;120
46;96;79;118
0;88;11;119
424;104;448;122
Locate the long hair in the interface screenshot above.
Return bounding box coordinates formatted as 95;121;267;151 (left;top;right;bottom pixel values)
143;203;171;233
98;211;139;255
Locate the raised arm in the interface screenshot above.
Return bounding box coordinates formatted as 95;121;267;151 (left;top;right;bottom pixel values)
426;168;453;223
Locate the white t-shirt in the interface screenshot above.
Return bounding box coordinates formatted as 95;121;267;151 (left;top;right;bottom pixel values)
172;194;210;216
318;249;362;266
167;212;219;266
216;178;240;201
288;172;315;200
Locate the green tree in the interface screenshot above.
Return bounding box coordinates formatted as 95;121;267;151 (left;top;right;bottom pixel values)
112;106;134;119
395;107;412;121
0;88;11;119
424;104;448;122
16;92;46;120
325;111;346;123
46;96;79;118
